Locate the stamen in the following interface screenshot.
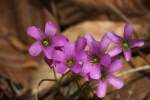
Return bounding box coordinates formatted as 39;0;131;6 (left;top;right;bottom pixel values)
42;38;51;47
122;40;129;49
66;59;75;68
91;56;100;64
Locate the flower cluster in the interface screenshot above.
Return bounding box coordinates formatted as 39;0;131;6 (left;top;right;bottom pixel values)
27;21;144;98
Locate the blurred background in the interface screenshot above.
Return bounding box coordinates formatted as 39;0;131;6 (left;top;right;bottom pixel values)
0;0;150;100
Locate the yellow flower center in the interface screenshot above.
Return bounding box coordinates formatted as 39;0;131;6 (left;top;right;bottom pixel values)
91;56;100;64
122;40;129;49
66;59;75;68
42;38;51;47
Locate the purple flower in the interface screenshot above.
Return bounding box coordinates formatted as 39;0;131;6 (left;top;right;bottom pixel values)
96;58;124;98
82;33;111;80
52;37;87;74
107;23;144;61
27;21;68;59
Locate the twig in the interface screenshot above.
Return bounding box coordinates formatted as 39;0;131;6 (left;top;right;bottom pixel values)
137;50;150;64
117;65;150;77
104;1;139;38
104;2;130;23
9;81;22;96
13;0;32;44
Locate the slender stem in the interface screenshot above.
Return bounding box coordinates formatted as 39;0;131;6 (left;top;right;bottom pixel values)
52;67;58;82
54;71;71;95
116;65;150;77
88;84;95;96
59;71;70;84
38;79;56;86
68;82;89;99
65;85;72;96
36;78;56;100
75;79;80;90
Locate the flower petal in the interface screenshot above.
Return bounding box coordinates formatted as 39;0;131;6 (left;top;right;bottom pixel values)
64;42;75;56
27;26;43;40
85;33;95;47
124;23;133;39
75;36;87;52
82;62;93;74
71;64;81;74
55;63;68;74
53;35;68;47
132;40;144;48
100;32;111;51
76;52;87;62
89;66;101;79
100;54;111;66
29;41;42;56
52;51;65;62
90;40;101;53
96;80;107;98
43;47;54;59
45;21;57;36
107;32;121;43
109;59;123;73
108;47;122;57
123;48;132;61
108;75;124;89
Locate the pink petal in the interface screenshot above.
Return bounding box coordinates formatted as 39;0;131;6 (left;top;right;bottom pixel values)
43;47;54;59
75;36;87;52
53;35;68;47
90;41;101;54
76;52;87;62
100;54;111;66
85;33;95;47
64;42;75;56
124;23;133;39
109;59;123;73
100;32;111;51
107;32;121;43
27;26;43;40
89;66;101;79
71;64;81;74
55;63;68;74
123;48;132;61
108;75;124;89
29;41;42;56
108;47;122;57
132;40;144;48
45;21;57;36
82;63;93;74
96;80;107;98
52;51;65;62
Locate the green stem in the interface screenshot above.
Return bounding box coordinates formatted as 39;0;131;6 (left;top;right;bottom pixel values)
67;82;89;100
75;79;80;90
52;67;58;82
38;79;56;86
